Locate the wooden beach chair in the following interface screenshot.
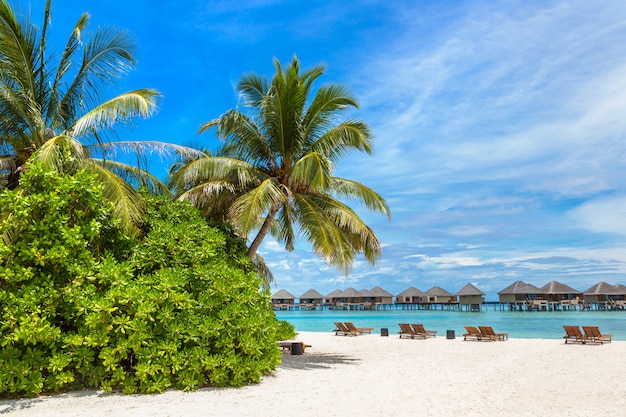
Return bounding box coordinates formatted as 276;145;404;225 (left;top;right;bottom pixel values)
562;325;585;344
478;326;508;341
411;324;437;338
398;323;420;339
345;322;373;335
582;326;612;344
463;326;486;341
333;321;351;336
278;341;312;353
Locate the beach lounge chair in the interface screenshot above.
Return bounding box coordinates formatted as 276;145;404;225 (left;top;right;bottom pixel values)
582;326;612;344
345;322;373;335
333;321;351;336
478;326;508;341
398;323;420;339
562;325;586;344
411;324;437;338
463;326;487;341
278;341;312;353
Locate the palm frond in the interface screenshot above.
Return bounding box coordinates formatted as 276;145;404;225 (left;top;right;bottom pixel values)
295;193;384;271
91;158;171;196
0;0;46;146
303;84;358;141
289;151;333;191
199;110;272;165
81;159;144;233
237;73;271;107
69;89;161;140
169;155;259;195
308;120;373;161
0;0;38;97
56;25;137;120
94;141;206;171
271;200;295;251
176;181;239;220
251;253;274;289
330;177;390;218
29;135;86;173
229;178;285;237
291;193;356;273
46;11;89;124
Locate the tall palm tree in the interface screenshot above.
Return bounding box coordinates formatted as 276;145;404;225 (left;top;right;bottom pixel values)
0;0;173;230
170;56;390;274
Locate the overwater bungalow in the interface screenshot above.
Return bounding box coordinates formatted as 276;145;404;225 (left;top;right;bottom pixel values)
334;287;363;310
425;286;457;309
456;283;485;312
497;281;542;311
271;289;296;310
299;288;324;310
538;281;582;310
396;287;427;309
363;286;394;309
325;289;343;308
583;282;621;310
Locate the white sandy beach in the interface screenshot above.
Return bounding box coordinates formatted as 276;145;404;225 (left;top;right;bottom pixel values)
1;331;625;416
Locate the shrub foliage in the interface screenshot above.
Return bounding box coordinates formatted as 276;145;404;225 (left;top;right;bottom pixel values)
0;164;281;398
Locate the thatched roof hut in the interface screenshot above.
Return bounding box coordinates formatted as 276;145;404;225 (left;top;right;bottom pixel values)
325;289;343;305
299;289;324;306
272;289;295;301
338;287;363;303
539;281;581;301
583;282;621;303
456;283;485;305
497;281;541;303
425;286;456;303
271;289;295;309
365;286;394;304
396;287;426;304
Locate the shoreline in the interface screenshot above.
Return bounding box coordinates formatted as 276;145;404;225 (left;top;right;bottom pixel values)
2;332;625;416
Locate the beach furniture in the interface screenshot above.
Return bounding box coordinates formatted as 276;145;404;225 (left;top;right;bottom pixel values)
463;326;488;341
399;323;420;339
333;321;351;336
478;326;508;341
278;341;312;354
562;325;586;344
345;322;373;335
411;324;437;338
582;326;612;344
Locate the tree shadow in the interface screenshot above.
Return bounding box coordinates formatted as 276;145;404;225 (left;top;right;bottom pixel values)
0;390;107;415
278;352;360;370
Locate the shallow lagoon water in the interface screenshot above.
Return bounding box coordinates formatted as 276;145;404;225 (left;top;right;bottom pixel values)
275;308;626;339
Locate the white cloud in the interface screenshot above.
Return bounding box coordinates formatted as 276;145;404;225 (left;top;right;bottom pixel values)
569;196;626;235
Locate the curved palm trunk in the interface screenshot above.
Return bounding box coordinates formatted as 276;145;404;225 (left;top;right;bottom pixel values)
246;204;279;260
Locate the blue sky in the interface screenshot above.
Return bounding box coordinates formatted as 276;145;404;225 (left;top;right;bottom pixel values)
29;0;626;299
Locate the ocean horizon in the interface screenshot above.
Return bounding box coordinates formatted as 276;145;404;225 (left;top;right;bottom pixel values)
275;309;626;340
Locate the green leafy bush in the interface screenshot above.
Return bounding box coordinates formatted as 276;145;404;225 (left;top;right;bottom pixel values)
0;164;281;398
275;320;297;341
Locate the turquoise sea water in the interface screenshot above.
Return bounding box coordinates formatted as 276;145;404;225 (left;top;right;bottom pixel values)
275;309;626;340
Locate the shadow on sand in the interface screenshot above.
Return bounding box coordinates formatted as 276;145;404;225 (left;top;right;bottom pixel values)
0;389;104;415
278;352;360;370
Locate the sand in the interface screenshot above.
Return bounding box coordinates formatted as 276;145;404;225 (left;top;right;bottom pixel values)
1;331;625;416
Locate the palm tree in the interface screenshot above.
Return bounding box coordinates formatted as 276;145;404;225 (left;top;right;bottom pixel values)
170;56;390;273
0;0;174;230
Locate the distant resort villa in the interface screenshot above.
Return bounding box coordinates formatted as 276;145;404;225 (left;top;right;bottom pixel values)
271;280;626;312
